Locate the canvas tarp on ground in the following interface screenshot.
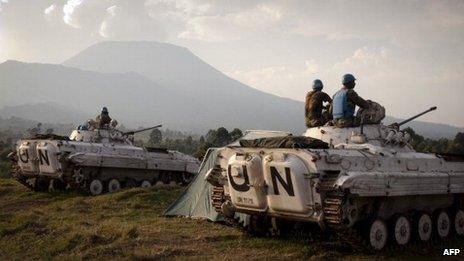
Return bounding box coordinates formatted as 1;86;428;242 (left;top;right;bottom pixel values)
164;148;223;221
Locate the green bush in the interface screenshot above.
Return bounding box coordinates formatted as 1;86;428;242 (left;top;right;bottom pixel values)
404;128;464;154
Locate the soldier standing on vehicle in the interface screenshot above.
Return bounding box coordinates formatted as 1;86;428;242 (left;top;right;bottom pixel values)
305;79;332;128
331;74;370;127
96;107;112;129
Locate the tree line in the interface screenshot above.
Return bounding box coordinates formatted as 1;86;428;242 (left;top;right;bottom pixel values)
143;127;243;159
404;127;464;155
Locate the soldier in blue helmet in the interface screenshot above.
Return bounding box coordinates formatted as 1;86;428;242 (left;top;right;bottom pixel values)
305;79;332;127
95;107;112;129
330;74;370;127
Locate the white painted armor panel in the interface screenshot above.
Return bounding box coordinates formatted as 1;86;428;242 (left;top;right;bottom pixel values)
36;141;62;176
263;153;312;215
227;153;267;212
17;140;39;175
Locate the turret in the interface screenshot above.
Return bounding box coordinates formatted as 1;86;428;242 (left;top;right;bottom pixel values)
304;106;437;151
69;129;126;144
69;124;162;145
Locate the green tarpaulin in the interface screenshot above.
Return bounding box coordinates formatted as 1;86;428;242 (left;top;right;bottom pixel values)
239;135;328;149
164;148;223;221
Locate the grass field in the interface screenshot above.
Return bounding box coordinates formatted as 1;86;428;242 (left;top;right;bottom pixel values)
0;178;463;260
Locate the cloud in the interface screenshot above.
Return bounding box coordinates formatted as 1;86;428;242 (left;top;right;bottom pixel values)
228;60;319;99
305;59;318;74
147;0;464;45
99;21;110;38
332;47;389;74
178;16;243;42
172;2;283;42
34;0;464;47
63;0;84;28
232;4;281;28
145;0;216;18
0;0;9;12
43;4;60;22
41;0;165;40
44;4;56;15
99;5;120;38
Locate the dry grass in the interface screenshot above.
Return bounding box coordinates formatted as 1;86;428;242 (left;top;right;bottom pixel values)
0;178;463;260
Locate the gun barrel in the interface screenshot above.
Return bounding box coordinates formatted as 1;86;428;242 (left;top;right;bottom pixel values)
397;106;437;127
123;124;162;135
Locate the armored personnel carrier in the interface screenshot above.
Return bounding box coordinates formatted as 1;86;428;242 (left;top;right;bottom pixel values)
205;106;464;250
9;125;199;196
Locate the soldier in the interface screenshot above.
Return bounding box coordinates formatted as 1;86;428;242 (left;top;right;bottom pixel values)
331;74;370;127
305;79;332;128
95;107;112;129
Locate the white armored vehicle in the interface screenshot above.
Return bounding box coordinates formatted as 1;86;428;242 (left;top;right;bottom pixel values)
9;125;199;195
205;106;464;250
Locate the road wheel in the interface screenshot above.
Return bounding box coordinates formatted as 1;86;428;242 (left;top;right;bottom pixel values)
72;167;85;184
87;179;104;196
154;181;164;187
369;219;388;250
454;209;464;236
140;180;152;188
107;179;121;193
436;210;451;239
417;213;432;242
394;215;411;246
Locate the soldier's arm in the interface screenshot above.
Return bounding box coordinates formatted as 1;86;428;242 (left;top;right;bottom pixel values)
347;90;369;109
304;93;311;116
322;92;332;103
328;98;333;115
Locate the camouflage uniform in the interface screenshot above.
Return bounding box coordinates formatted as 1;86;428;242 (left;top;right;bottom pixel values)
331;89;369;128
305;90;332;127
96;113;112;129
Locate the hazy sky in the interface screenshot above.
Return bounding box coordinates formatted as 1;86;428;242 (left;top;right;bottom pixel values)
0;0;463;127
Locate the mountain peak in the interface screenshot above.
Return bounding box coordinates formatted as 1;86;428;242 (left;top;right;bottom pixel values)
63;40;214;81
0;60;28;67
2;59;21;64
85;40;190;51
